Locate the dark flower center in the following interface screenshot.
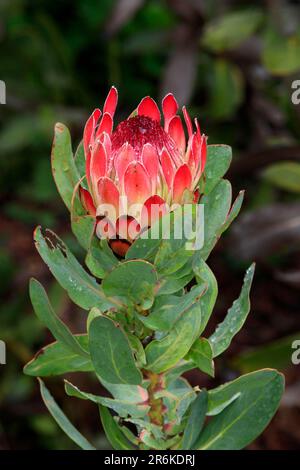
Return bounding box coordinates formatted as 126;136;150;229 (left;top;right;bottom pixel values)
111;115;174;154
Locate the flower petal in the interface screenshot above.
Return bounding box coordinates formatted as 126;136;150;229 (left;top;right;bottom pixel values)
182;106;193;138
96;112;113;138
141;195;167;228
109;239;131;257
84;109;101;156
96;218;116;240
103;86;118;118
116;215;141;242
90;141;107;187
193;189;200;203
124;161;151;205
160;148;175;190
141;143;159;188
100;132;112;155
195;117;201;139
137;96;161;121
168;116;186;154
172;164;192;203
97;177;120;216
187;134;198;170
79;186;96;217
115;142;136;184
200;136;207;173
162;93;178;130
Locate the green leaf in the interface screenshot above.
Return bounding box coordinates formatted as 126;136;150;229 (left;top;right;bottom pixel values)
139;431;180;450
89;316;142;385
165;362;196;386
127;333;147;367
86;237;119;279
100;380;148;405
74;140;86;185
208;60;244;120
140;284;206;331
59;136;95;250
102;260;157;309
202;9;263;52
221;190;244;232
209;264;255;357
99;405;135;450
193;257;218;334
24;336;93;376
153;206;199;276
194;370;284;450
125;418;163;440
71;214;96;251
160;377;196;427
207;392;241;417
157;274;193;296
64;381;149;418
186;338;214;377
29;278;88;357
118;425;139;446
34;226;113;311
263;29;300;76
125;224;161;262
126;206;197;268
231;332;300;374
87;307;102;332
204;145;232;195
261;161;300;194
199;179;232;260
145;305;201;373
51;123;80;211
38;379;95;450
181;390;208;450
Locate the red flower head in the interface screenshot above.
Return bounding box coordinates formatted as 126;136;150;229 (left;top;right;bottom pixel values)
80;87;207;256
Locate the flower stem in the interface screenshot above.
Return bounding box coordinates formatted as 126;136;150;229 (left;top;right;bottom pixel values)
144;370;165;427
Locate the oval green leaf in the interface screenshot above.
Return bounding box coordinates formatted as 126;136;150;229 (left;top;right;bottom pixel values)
89;316;142;385
194;369;284;450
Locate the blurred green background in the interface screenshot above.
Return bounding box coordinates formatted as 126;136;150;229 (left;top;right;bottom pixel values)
1;0;300;450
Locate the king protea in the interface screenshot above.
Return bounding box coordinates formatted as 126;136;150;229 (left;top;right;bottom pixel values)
80;87;207;256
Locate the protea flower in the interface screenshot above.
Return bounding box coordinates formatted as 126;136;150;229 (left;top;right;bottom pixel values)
80;87;207;256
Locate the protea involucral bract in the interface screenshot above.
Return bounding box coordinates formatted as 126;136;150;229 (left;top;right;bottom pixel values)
80;87;207;256
26;85;285;452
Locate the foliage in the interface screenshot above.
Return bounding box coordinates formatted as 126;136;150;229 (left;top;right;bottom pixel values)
23;130;284;450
